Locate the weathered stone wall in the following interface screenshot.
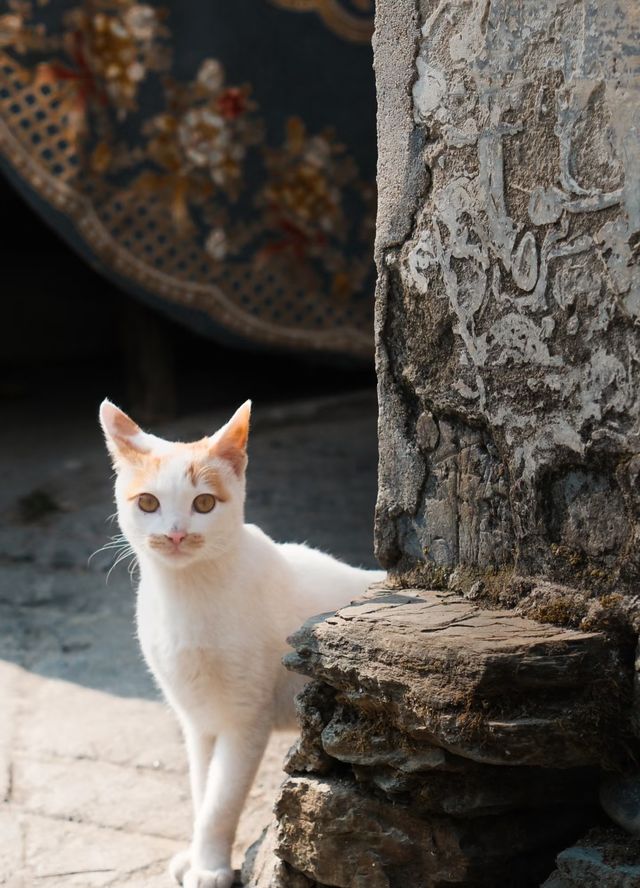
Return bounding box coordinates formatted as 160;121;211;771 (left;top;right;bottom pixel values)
375;0;640;595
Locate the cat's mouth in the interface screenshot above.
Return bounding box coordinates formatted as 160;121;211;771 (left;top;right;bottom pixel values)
148;534;205;559
165;548;188;558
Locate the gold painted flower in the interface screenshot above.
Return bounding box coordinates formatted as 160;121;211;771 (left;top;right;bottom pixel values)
133;59;261;228
259;118;354;257
143;60;260;201
62;2;169;113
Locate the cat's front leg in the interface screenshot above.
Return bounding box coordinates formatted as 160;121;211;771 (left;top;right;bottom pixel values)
170;726;216;885
185;716;272;888
185;727;216;816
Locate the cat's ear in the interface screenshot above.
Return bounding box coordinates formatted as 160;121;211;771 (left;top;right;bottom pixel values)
99;399;153;467
209;400;251;476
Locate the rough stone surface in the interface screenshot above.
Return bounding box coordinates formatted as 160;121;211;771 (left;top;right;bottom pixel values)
242;824;319;888
286;588;629;768
542;827;640;888
634;637;640;738
241;589;635;886
374;0;640;596
367;3;640;880
274;775;592;888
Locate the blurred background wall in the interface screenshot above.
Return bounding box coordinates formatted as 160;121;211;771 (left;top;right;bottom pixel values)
0;0;377;420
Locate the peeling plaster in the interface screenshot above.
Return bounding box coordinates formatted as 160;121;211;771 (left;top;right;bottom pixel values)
401;0;640;482
375;0;640;582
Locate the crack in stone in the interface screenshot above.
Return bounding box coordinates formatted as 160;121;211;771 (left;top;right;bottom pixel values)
10;748;184;776
5;802;186;845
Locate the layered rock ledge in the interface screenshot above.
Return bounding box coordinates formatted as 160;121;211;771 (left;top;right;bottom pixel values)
244;588;635;887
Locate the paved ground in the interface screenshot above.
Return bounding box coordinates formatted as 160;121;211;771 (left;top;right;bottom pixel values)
0;389;380;887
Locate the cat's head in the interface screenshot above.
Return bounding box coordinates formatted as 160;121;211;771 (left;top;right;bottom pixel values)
99;400;251;569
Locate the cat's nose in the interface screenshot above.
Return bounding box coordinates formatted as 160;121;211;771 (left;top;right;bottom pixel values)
167;531;187;546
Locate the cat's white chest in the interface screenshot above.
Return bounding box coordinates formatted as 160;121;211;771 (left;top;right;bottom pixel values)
164;647;231;725
136;584;237;728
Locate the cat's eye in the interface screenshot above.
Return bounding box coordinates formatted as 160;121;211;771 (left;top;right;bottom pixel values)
138;493;160;513
193;493;216;514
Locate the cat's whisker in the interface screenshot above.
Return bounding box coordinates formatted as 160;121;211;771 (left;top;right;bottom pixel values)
96;532;126;541
102;550;132;569
127;555;139;581
92;533;127;547
105;546;136;583
88;538;131;564
93;539;127;550
109;544;134;561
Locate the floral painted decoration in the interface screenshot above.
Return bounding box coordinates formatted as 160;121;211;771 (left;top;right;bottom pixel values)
0;0;376;356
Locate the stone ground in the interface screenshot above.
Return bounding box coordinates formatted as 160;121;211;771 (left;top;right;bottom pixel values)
0;387;380;887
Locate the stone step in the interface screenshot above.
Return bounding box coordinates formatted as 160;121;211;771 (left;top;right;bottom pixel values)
286;588;631;769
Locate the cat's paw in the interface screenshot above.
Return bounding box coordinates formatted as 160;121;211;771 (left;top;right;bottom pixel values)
169;849;192;885
183;866;235;888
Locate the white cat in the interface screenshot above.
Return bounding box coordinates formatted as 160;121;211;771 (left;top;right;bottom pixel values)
99;399;385;888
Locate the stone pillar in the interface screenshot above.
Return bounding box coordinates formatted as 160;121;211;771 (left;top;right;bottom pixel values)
372;1;640;881
375;0;640;596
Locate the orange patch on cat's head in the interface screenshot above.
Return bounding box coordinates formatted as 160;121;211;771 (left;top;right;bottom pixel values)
186;461;229;502
123;454;165;499
123;443;231;501
100;398;252;484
